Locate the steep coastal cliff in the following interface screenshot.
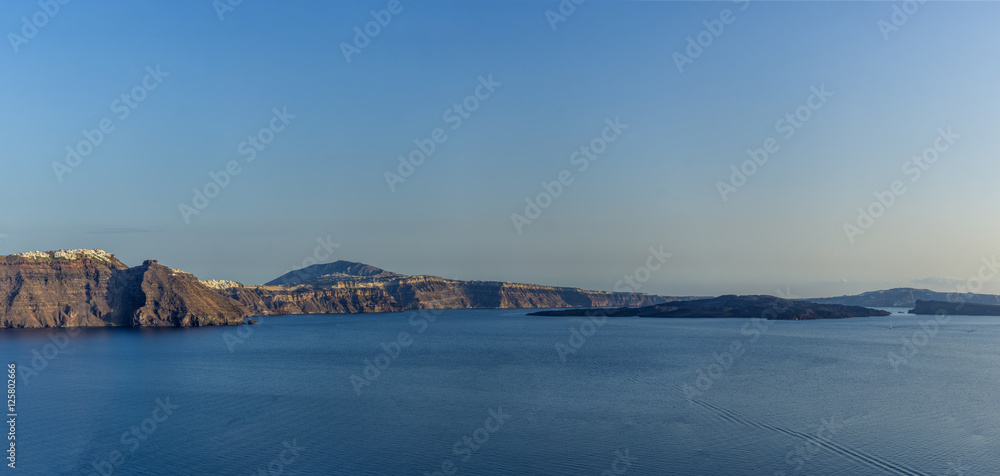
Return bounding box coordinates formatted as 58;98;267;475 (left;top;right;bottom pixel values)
0;250;247;328
0;253;673;327
217;272;674;316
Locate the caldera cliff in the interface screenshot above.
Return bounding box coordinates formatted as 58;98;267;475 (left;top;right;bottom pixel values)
0;250;248;328
214;262;678;316
0;253;676;328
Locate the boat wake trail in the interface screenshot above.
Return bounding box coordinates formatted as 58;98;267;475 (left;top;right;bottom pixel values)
685;397;931;476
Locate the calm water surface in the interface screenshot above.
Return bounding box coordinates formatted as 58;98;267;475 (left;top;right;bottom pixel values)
1;308;997;475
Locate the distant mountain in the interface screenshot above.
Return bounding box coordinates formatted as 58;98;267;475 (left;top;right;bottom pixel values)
265;260;401;286
909;299;1000;316
529;295;889;320
806;288;1000;307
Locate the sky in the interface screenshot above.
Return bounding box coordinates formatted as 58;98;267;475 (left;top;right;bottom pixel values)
1;0;999;298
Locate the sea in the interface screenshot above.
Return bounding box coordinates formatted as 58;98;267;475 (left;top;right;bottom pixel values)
0;308;996;475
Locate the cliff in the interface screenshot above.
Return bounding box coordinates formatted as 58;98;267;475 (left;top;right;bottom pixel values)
529;295;891;320
0;250;248;328
0;252;680;327
216;273;675;316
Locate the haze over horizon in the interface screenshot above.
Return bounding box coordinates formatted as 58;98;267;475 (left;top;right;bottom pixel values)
3;1;999;298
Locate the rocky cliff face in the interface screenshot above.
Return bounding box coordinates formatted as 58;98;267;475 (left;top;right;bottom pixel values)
0;252;678;327
128;261;249;327
215;273;675;316
0;250;248;328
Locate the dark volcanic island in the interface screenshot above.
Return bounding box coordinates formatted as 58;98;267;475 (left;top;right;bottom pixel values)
528;294;890;320
908;299;1000;316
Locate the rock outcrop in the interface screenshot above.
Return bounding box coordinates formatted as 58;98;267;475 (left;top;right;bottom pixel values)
0;250;248;328
529;295;890;320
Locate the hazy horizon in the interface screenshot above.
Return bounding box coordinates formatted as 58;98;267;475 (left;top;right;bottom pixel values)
3;1;999;298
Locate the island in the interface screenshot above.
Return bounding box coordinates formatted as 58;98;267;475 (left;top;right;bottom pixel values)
528;294;890;320
908;299;1000;316
806;287;1000;307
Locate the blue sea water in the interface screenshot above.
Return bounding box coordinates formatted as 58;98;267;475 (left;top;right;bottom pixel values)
0;308;997;475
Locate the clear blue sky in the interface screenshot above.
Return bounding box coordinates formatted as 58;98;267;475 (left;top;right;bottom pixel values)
2;1;999;297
